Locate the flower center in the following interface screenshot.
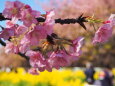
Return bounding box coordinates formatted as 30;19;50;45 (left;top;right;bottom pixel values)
11;8;18;15
26;14;33;20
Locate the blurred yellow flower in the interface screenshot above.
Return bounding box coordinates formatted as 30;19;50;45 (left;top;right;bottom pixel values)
0;68;115;86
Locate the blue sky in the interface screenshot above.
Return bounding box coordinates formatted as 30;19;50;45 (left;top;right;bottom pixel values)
0;0;48;27
0;0;48;13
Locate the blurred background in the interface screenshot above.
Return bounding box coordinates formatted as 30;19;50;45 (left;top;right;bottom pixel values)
0;0;115;86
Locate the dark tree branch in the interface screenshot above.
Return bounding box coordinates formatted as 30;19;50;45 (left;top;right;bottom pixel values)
38;14;87;30
0;13;10;21
18;52;29;61
0;39;6;46
0;13;87;30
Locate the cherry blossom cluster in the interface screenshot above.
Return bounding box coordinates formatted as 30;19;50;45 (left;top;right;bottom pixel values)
92;14;115;44
0;1;85;74
0;1;115;75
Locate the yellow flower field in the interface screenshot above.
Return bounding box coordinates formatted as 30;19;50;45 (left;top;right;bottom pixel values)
0;68;115;86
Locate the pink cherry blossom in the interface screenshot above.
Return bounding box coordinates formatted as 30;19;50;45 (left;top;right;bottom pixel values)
19;43;30;53
15;25;27;36
43;10;55;35
0;17;19;40
28;68;39;75
21;29;40;46
21;25;47;46
3;1;24;18
19;36;31;53
69;37;84;57
21;8;40;27
35;25;48;38
44;60;52;72
5;42;19;54
0;28;15;40
93;23;112;44
6;17;18;28
45;9;55;24
0;18;21;40
108;14;115;26
26;50;46;71
93;14;115;44
48;50;70;69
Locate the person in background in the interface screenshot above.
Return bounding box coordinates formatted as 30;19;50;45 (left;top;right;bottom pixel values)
84;62;95;85
99;65;114;86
